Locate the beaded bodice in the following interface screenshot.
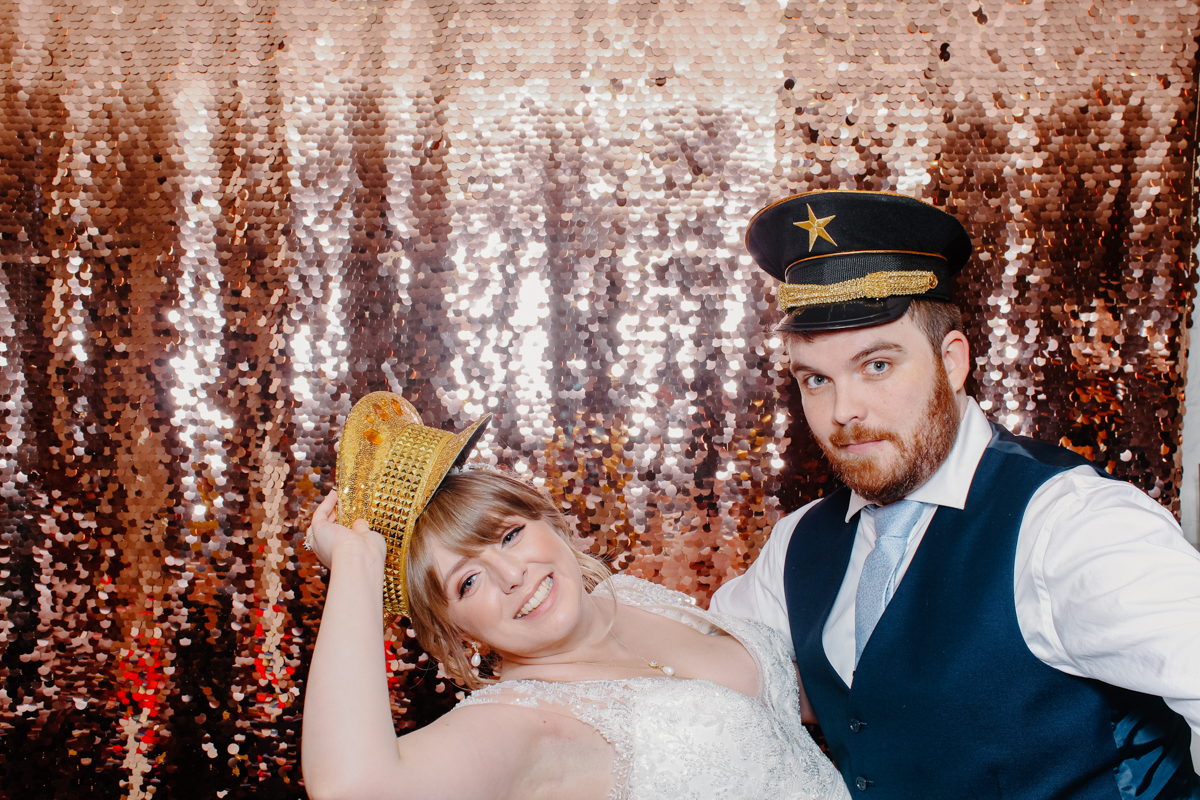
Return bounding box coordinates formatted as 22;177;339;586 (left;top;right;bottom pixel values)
456;575;849;800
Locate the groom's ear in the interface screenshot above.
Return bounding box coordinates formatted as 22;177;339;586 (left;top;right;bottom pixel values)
940;330;970;394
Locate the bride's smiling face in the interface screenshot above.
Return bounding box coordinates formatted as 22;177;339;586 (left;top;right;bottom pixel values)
432;516;590;659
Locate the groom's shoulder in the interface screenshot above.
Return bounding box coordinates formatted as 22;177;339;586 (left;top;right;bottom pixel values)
985;426;1178;529
986;422;1111;477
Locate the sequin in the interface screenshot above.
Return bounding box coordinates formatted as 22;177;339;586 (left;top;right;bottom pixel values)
0;0;1195;796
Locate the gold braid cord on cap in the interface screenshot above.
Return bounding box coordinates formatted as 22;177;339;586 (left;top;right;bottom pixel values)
336;391;489;620
777;270;938;312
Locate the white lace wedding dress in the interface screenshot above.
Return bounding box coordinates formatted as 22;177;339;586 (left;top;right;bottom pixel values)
457;575;850;800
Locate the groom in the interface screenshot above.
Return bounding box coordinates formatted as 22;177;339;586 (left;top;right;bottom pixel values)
712;190;1200;799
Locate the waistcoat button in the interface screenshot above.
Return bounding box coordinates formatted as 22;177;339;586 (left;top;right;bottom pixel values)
849;718;862;733
855;777;869;791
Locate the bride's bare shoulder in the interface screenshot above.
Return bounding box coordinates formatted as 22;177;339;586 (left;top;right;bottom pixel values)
398;699;613;800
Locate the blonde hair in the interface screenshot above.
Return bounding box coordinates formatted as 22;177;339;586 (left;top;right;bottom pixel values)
406;469;611;690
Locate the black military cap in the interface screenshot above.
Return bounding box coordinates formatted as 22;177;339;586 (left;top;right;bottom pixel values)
745;190;973;332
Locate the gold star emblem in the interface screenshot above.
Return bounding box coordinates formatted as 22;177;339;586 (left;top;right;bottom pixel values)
794;206;837;251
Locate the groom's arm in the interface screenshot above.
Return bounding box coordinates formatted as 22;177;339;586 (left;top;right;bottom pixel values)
1017;467;1200;737
713;503;822;725
794;663;816;724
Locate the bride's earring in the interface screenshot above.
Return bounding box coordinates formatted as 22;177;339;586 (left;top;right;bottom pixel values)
468;641;482;668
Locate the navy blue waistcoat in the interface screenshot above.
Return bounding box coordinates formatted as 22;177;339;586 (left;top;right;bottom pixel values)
785;424;1199;799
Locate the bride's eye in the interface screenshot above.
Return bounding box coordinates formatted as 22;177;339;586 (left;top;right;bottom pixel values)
502;525;525;545
458;574;476;599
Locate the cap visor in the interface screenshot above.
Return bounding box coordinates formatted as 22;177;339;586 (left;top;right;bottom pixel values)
775;296;913;333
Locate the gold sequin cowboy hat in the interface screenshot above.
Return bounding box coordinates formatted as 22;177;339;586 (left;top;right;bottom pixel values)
336;391;490;619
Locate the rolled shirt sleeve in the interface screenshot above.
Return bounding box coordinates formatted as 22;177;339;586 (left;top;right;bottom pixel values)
1015;466;1200;737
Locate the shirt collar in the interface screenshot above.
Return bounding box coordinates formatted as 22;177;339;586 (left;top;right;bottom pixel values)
844;397;993;522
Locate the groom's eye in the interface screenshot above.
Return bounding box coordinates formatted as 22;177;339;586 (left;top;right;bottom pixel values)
803;374;828;389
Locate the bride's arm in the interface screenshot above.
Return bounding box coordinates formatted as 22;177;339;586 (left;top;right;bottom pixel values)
300;492;555;800
300;491;401;798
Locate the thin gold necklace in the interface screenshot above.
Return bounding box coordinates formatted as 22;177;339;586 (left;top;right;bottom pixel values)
572;630;677;677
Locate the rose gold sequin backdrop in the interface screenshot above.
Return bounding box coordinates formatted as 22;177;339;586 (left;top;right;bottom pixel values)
0;0;1195;796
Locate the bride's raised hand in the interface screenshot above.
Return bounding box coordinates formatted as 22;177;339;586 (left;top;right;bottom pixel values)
306;491;386;568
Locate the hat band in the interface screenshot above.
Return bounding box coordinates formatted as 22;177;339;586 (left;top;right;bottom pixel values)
785;248;946;272
778;270;939;312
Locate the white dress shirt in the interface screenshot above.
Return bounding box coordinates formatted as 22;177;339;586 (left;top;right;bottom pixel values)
711;398;1200;738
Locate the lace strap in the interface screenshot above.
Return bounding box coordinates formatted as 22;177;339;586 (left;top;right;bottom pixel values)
596;573;698;608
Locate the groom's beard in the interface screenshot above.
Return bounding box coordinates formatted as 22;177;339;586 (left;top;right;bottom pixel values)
817;364;960;506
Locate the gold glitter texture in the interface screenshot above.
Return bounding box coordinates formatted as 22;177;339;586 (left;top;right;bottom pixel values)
336;391;488;619
0;0;1195;797
777;270;940;311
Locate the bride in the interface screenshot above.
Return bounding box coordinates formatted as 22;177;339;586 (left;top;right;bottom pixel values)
301;391;848;800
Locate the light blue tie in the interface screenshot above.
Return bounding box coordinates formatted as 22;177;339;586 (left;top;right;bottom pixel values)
854;500;927;667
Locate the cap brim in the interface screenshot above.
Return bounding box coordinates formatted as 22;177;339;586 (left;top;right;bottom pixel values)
427;414;491;502
775;296;913;333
